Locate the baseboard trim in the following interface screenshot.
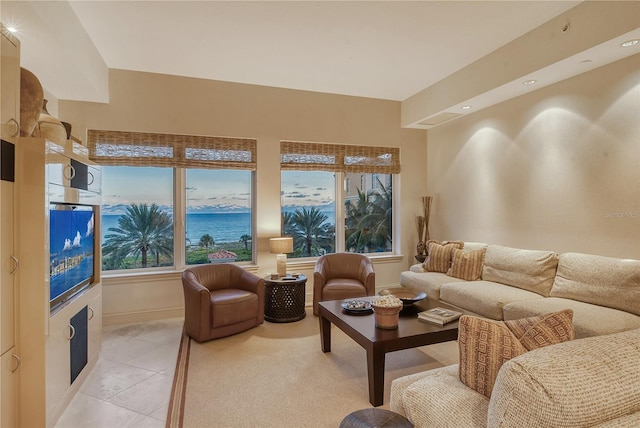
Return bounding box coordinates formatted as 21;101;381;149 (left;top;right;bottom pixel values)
103;307;184;326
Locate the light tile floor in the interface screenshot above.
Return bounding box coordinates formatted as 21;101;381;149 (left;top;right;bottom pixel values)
54;317;184;428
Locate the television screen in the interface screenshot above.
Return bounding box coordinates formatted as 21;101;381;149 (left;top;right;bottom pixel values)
50;203;96;310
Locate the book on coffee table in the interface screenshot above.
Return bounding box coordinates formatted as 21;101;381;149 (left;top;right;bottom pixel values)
417;307;463;325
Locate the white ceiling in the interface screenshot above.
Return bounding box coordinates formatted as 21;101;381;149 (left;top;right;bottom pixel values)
3;1;640;128
6;0;580;101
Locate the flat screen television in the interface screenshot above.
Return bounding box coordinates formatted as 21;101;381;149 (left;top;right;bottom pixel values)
49;203;96;310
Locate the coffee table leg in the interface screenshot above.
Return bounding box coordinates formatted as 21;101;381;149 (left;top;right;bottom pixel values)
319;314;331;352
367;344;385;406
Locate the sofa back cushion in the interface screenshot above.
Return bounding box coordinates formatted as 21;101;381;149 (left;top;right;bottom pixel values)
462;242;489;252
550;252;640;316
482;245;559;296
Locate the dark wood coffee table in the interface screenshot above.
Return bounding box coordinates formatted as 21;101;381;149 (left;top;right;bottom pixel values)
318;296;472;406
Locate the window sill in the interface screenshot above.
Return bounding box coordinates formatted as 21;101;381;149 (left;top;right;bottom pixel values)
101;254;403;286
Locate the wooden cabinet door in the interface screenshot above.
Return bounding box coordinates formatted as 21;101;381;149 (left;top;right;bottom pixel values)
1;349;19;428
1;32;20;143
0;180;15;355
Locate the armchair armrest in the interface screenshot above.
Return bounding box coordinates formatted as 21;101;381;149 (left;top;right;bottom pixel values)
359;260;376;295
182;270;213;342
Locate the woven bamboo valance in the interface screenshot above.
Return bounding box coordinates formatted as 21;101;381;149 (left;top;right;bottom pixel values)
87;130;257;170
280;141;400;174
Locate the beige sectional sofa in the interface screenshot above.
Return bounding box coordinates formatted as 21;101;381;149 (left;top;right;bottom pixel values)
391;327;640;427
392;243;640;427
400;243;640;338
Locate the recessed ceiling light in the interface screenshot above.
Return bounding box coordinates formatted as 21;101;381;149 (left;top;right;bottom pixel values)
7;27;17;33
461;105;472;110
522;80;537;85
621;39;639;48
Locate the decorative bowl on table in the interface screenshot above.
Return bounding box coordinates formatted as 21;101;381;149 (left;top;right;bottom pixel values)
341;299;373;315
378;287;427;306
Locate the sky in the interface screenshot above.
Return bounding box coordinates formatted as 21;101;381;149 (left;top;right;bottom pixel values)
101;166;335;215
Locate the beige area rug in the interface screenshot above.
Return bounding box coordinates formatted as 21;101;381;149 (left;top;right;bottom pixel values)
167;308;459;428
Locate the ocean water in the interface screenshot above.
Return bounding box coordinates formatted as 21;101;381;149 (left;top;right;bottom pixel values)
101;210;336;245
101;212;252;244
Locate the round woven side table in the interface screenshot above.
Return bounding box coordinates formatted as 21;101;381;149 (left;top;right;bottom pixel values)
339;408;413;428
263;274;307;323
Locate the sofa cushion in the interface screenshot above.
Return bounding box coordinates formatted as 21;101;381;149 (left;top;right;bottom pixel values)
399;271;461;301
397;365;490;427
482;245;559;296
440;280;544;320
487;328;640;428
447;248;486;281
550;252;640;316
459;311;574;398
424;240;464;273
503;297;640;339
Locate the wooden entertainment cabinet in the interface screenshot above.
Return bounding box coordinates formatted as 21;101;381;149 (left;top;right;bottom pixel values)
1;24;103;426
16;137;103;427
0;25;20;428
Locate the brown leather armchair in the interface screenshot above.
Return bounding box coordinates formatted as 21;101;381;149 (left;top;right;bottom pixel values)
182;264;264;342
313;253;375;316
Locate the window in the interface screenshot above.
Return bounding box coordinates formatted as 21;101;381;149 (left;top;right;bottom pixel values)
185;169;252;264
281;170;336;258
344;173;393;253
88;130;256;272
101;166;174;270
280;141;399;257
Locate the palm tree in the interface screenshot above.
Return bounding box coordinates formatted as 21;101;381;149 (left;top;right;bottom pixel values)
282;211;296;237
288;207;332;257
239;234;251;250
345;178;392;252
103;203;173;269
199;234;215;251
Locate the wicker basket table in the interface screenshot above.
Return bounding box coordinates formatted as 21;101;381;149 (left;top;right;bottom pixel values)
263;274;307;322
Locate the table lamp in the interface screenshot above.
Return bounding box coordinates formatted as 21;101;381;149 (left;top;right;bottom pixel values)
269;237;293;277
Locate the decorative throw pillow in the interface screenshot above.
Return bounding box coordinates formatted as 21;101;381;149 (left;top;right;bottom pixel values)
458;310;574;398
504;309;574;351
424;240;464;273
458;316;527;398
447;248;486;280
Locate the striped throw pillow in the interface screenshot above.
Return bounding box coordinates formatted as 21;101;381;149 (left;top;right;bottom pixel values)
447;248;486;280
424;240;464;273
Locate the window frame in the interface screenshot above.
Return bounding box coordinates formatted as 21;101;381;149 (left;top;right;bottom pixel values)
281;170;398;259
100;166;256;275
90;129;258;275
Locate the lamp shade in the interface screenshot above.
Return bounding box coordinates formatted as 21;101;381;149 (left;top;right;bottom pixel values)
269;237;293;254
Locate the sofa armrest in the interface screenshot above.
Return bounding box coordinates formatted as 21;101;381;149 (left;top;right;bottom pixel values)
488;328;640;427
409;263;426;273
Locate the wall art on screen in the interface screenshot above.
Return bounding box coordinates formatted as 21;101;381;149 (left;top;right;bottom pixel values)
49;203;96;310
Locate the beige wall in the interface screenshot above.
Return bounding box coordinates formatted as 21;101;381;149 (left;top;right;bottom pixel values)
60;70;428;323
426;54;640;259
